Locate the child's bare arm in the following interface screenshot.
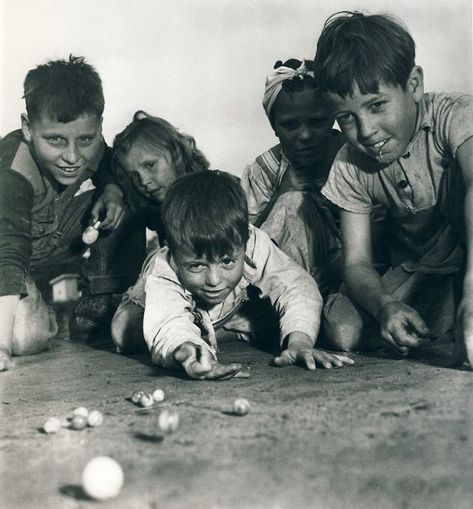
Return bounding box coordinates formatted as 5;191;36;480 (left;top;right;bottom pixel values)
455;137;473;366
173;342;241;380
341;210;429;352
0;295;20;371
273;331;354;370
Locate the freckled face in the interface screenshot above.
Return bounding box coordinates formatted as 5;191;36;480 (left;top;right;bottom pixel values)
327;70;423;164
122;143;179;204
173;246;246;307
272;86;334;168
21;113;103;186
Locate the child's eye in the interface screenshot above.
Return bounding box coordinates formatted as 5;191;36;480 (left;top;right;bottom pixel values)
280;122;298;131
145;161;156;169
187;263;205;272
221;258;235;268
309;118;330;129
46;136;64;145
78;136;94;145
370;101;386;112
336;113;354;126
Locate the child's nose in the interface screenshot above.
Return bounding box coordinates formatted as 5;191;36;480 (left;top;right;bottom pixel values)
138;170;151;188
206;266;221;286
298;125;312;141
357;114;377;140
62;142;79;164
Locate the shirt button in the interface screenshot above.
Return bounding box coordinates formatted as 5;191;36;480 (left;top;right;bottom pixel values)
402;152;411;159
398;180;409;189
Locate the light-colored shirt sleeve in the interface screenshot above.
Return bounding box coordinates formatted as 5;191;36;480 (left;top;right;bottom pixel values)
248;226;323;345
240;160;275;224
433;94;473;157
143;255;216;367
321;144;374;214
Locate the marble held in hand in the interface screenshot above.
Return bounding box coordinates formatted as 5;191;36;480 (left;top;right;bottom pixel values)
82;220;101;245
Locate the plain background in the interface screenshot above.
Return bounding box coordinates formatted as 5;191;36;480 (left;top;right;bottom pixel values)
1;0;471;176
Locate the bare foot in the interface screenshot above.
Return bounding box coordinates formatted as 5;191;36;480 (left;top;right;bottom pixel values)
0;349;13;371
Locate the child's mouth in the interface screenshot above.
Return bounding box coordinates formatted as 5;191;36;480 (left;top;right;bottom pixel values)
367;139;389;160
57;166;82;177
202;289;226;301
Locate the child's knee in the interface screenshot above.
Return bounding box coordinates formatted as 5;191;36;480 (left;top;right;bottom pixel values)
11;334;51;356
12;282;57;356
111;307;128;350
322;294;365;352
111;301;146;353
12;310;57;355
322;318;363;352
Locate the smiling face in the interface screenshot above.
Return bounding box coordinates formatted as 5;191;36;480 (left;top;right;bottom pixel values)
272;85;334;169
21;112;103;186
122;142;179;204
173;246;246;307
327;68;424;164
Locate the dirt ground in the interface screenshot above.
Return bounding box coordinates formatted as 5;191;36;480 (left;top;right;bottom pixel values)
1;320;473;509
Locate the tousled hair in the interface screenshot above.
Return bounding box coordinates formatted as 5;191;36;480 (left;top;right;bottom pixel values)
112;111;210;211
23;55;104;122
161;170;249;260
314;11;416;97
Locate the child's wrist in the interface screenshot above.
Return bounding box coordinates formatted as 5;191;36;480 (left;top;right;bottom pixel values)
102;184;124;202
375;296;397;321
285;331;313;350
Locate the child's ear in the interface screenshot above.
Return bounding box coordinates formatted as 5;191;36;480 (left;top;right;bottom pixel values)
21;114;32;142
407;66;424;102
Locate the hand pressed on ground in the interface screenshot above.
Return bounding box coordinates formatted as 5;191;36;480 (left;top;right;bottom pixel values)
274;331;354;370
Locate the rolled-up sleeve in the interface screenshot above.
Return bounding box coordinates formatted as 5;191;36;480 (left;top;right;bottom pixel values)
321;145;374;214
0;171;33;296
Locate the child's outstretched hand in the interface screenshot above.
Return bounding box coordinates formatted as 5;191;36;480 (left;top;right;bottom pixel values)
173;341;242;380
273;332;354;370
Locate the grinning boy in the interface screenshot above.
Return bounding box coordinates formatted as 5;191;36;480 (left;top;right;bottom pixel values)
313;11;473;362
0;56;145;370
111;170;353;379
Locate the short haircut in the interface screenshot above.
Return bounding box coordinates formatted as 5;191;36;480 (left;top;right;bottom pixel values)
161;170;249;260
314;11;416;97
23;55;104;122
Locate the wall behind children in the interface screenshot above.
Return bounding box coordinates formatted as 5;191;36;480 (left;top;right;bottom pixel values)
1;0;471;176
